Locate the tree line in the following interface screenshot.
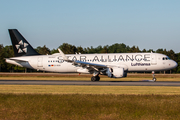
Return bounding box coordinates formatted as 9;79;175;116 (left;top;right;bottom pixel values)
0;43;179;73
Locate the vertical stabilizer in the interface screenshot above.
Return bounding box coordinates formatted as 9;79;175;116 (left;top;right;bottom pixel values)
8;29;40;57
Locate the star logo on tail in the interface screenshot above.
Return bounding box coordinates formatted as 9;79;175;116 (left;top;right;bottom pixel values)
15;40;29;53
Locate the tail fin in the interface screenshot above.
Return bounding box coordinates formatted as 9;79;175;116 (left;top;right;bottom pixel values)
8;29;40;57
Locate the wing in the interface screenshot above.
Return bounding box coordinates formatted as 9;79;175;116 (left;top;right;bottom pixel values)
58;49;108;72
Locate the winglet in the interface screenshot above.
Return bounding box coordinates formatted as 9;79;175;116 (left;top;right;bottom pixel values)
58;48;68;60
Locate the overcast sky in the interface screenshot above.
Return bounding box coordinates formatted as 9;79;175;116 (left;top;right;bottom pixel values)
0;0;180;53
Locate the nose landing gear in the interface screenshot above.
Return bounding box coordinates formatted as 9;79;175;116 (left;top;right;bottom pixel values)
152;71;156;82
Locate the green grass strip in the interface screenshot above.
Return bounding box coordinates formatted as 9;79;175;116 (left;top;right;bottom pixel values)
0;76;180;81
1;94;180;120
0;85;180;95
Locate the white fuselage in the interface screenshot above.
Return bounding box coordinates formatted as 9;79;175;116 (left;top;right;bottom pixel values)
6;52;177;73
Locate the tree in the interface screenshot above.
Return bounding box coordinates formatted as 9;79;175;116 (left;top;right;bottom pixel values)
176;53;180;73
51;49;58;54
36;45;51;55
0;44;4;71
59;43;77;54
83;48;89;54
146;49;155;53
142;49;147;52
129;46;141;53
156;49;163;54
167;50;176;60
94;45;103;53
76;46;85;54
107;43;131;53
100;46;108;53
86;46;96;53
3;45;15;72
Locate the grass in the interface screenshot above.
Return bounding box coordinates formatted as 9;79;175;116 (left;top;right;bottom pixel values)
1;94;180;120
0;76;180;81
0;85;180;120
1;85;180;95
0;73;180;81
0;73;180;119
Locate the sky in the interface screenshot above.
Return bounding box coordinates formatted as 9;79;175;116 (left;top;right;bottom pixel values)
0;0;180;53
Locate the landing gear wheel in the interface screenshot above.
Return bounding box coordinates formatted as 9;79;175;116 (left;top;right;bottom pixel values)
152;71;156;82
91;76;100;82
96;76;100;81
91;76;96;81
152;77;156;82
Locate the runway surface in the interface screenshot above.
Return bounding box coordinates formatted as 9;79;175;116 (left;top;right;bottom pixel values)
1;80;180;86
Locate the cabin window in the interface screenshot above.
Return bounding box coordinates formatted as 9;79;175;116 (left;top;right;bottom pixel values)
162;57;171;60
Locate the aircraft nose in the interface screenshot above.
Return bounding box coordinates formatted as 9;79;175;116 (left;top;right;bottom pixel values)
171;60;178;69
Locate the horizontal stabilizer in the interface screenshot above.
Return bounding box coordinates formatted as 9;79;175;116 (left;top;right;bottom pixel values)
5;58;28;62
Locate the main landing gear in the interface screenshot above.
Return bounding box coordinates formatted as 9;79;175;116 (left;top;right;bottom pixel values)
152;71;156;82
91;72;100;81
91;75;100;81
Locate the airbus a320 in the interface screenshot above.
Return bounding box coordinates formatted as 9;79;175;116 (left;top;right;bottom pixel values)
6;29;178;81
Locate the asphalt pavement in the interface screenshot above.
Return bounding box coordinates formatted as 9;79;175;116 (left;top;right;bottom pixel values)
0;80;180;86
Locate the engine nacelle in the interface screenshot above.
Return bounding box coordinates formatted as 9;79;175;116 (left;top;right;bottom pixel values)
106;67;127;78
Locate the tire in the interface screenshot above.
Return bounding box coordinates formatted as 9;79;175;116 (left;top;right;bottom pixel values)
152;77;156;82
91;76;96;82
96;76;100;81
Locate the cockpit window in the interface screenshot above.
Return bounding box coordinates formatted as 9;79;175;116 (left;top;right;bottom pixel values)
162;57;171;60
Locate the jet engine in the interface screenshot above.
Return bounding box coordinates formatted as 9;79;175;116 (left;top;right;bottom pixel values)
106;67;127;78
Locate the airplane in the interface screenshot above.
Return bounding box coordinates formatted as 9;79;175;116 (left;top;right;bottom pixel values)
6;29;178;82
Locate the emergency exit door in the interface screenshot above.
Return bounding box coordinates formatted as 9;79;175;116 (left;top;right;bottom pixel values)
37;57;43;67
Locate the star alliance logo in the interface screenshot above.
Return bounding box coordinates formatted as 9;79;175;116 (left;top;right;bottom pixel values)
15;40;29;53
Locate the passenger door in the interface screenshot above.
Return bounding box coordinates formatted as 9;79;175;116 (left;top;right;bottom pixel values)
37;57;43;67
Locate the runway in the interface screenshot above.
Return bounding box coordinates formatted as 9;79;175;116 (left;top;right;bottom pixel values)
0;80;180;86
